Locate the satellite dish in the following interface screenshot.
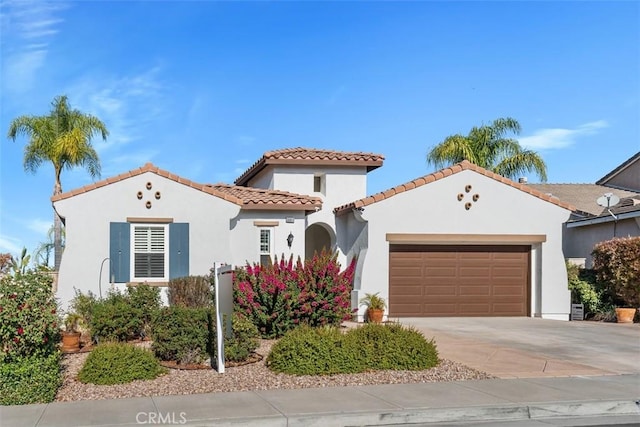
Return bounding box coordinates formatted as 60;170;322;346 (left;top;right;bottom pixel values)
596;193;620;208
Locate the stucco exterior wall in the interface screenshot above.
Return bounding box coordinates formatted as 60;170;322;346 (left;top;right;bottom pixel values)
564;219;640;267
230;210;307;267
54;172;241;310
346;170;573;321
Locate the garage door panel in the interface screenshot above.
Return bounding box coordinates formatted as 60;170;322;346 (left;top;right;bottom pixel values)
424;286;457;296
459;285;490;296
389;244;529;317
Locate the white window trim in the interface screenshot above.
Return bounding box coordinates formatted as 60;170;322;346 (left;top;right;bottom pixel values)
130;223;169;282
259;227;274;264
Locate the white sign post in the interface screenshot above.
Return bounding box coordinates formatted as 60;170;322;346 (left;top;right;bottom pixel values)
214;263;234;373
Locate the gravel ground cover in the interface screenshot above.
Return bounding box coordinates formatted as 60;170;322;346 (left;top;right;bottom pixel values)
55;340;495;402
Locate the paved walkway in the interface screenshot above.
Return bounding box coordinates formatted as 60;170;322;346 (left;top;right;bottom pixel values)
2;375;639;426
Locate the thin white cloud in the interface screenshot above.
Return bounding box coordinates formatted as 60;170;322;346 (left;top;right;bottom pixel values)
0;235;22;254
26;218;52;235
0;0;68;93
64;67;168;175
519;120;609;150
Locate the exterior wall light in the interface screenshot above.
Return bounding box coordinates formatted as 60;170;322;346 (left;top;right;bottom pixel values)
287;232;294;248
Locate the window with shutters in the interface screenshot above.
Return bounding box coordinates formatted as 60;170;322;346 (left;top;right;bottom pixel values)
131;224;168;281
259;228;273;266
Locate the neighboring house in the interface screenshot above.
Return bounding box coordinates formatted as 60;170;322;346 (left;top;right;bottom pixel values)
530;152;640;267
53;148;575;320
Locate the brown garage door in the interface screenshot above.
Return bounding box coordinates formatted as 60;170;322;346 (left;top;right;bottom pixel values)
389;245;530;317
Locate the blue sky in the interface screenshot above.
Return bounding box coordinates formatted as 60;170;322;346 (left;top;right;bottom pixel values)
1;1;639;260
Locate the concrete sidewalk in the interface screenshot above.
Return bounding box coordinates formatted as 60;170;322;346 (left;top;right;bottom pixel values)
2;375;639;427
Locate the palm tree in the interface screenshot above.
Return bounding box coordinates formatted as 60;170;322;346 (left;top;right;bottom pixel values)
8;95;108;270
426;117;547;182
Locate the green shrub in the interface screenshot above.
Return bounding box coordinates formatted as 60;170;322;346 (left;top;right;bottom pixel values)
151;309;259;365
346;323;439;371
91;290;143;342
566;263;603;315
78;342;167;385
168;275;212;308
0;353;62;405
217;313;260;363
126;284;161;337
592;237;640;307
267;323;438;375
0;270;60;362
69;288;97;329
151;306;211;364
266;325;363;375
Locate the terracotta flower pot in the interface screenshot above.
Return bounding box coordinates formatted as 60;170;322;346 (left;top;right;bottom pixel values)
367;308;384;324
615;307;636;324
61;332;81;352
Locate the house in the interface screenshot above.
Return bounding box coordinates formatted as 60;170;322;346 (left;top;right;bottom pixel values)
53;148;575;320
529;152;640;267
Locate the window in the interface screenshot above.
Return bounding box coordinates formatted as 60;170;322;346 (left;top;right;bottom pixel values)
110;222;189;283
259;228;273;266
313;174;325;194
132;225;168;280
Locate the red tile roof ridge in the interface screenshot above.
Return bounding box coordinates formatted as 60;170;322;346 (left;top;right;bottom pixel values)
51;163;320;211
234;147;385;186
334;160;576;215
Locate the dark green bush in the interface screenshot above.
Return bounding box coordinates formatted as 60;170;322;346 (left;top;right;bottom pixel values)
346;323;439;371
151;308;259;365
126;284;161;337
91;290;143;342
267;323;438;376
0;353;62;405
151;306;211;364
168;275;212;308
78;342;167;385
266;325;362;375
217;313;260;363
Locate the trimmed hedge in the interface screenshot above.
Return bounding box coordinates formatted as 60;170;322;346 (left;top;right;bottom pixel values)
267;323;439;375
0;353;62;405
151;307;211;364
78;342;167;385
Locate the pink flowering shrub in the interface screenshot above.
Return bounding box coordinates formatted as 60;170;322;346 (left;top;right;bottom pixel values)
0;270;61;362
234;250;356;338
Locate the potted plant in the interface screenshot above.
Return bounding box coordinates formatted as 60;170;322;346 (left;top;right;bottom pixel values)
359;292;386;323
61;312;82;352
615;307;637;324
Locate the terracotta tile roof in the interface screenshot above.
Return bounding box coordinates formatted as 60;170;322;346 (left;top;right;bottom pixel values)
333;160;576;215
596;151;640;187
51;163;322;211
528;184;639;217
235;147;384;186
209;184;322;211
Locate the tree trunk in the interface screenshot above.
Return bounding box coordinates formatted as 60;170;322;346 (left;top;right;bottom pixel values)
53;180;63;271
54;209;62;271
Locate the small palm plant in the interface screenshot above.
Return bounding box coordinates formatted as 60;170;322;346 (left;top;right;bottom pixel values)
359;293;386;323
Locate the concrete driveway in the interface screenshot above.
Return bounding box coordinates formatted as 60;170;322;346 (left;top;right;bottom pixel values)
399;317;640;378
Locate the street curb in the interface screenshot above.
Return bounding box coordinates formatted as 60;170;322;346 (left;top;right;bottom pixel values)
191;399;640;427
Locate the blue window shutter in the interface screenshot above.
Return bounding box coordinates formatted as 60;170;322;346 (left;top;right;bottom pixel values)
109;222;130;282
169;223;189;279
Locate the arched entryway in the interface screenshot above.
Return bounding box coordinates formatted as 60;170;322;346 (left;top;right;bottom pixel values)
305;223;334;259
